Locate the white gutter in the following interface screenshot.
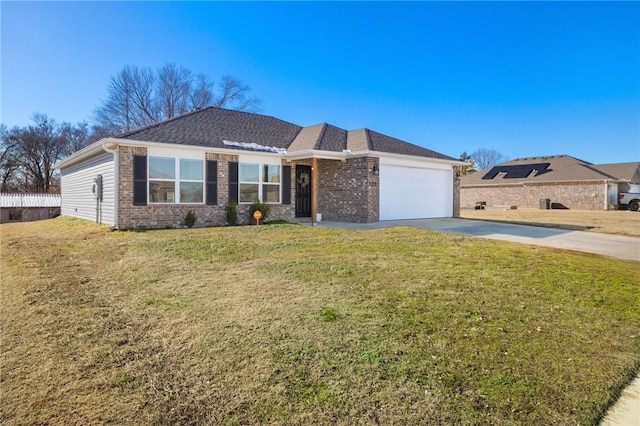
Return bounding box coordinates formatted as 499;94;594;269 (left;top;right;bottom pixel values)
54;140;107;169
58;138;466;169
284;148;467;167
101;142;119;228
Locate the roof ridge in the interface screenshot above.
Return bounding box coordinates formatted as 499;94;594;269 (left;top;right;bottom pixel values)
116;106;211;138
510;154;592;165
117;106;302;140
315;123;329;150
364;128;372;150
579;163;618;180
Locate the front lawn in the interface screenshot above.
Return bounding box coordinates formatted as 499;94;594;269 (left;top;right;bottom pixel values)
461;208;640;237
1;218;638;425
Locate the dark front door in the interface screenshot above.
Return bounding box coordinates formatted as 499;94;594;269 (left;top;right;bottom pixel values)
295;165;312;217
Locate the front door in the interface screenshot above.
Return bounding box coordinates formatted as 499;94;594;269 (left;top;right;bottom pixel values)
295;165;312;217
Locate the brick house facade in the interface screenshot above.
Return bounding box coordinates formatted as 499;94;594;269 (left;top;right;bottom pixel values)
57;107;463;229
460;155;640;210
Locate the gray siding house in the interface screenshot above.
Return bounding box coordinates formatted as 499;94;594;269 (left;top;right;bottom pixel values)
55;107;464;229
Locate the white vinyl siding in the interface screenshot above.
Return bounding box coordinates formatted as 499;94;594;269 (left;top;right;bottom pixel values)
60;151;115;226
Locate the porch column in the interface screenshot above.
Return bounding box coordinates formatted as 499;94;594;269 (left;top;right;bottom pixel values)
311;157;318;225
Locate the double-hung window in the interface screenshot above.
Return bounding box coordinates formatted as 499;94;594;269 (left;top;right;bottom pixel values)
238;162;280;203
179;159;204;203
149;156;204;204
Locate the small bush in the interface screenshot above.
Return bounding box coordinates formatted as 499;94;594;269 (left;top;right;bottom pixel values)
249;200;270;223
184;210;196;228
226;202;238;226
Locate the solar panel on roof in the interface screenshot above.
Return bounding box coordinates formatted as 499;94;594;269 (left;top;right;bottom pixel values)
482;162;550;180
505;166;533;178
482;168;502;179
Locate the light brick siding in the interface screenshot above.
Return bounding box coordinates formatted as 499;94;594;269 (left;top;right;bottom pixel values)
117;146;295;229
461;181;607;210
316;157;379;223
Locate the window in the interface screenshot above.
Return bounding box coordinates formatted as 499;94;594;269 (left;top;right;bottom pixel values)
149;156;203;204
180;159;204;203
239;163;259;203
263;164;280;203
238;162;280;203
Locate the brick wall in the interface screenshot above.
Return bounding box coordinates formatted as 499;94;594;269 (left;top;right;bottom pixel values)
315;157;379;223
460;181;607;210
117;146;295;229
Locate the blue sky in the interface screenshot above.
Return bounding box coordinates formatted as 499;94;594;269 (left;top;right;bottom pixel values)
2;1;638;164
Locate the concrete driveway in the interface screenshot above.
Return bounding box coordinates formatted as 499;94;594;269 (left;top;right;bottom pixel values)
318;218;640;261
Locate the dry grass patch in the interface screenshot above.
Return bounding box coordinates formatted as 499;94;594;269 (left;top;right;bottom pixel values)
461;208;640;237
1;217;639;425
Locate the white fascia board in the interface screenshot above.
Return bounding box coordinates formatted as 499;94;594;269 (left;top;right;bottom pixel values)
371;151;467;167
54;140;109;169
285;149;467;167
284;150;351;161
108;138;286;159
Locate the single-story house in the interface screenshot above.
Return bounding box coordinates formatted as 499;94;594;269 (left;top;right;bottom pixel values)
0;193;61;223
460;155;640;210
55;107;464;229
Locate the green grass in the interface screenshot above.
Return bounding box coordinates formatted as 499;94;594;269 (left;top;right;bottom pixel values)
1;217;638;425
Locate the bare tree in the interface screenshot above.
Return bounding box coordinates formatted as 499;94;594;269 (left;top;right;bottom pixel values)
60;121;91;153
213;75;262;112
0;124;21;192
2;114;75;193
94;63;262;136
189;73;214;110
471;148;508;171
157;63;191;119
19;114;68;192
459;151;477;176
94;65;158;135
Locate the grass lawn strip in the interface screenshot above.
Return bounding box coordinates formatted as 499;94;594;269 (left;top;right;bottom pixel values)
1;218;638;425
461;208;640;237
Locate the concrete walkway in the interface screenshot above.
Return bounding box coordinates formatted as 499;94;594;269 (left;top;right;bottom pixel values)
601;375;640;426
318;218;640;261
318;218;640;424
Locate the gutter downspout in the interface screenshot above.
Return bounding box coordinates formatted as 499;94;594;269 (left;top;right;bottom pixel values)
604;180;609;211
101;143;119;229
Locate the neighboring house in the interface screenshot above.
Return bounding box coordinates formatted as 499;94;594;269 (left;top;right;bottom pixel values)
460;155;640;210
0;193;61;223
55;107;464;229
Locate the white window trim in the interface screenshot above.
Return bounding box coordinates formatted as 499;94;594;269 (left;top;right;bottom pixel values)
238;161;282;204
148;156;205;205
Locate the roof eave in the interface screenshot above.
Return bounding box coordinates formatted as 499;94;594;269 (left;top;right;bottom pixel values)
461;177;626;187
285;149;466;166
54;138;119;169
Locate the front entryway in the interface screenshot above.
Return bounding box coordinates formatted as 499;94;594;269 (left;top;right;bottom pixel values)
295;165;312;217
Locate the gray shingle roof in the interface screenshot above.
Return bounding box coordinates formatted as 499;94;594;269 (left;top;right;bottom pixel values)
119;107;303;150
117;106;453;160
592;162;640;182
366;129;455;160
461;154;640;185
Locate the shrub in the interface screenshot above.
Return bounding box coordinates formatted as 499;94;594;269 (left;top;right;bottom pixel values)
249;200;270;223
184;210;196;228
225;202;238;226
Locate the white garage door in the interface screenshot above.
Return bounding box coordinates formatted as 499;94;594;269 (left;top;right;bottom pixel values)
379;165;452;220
